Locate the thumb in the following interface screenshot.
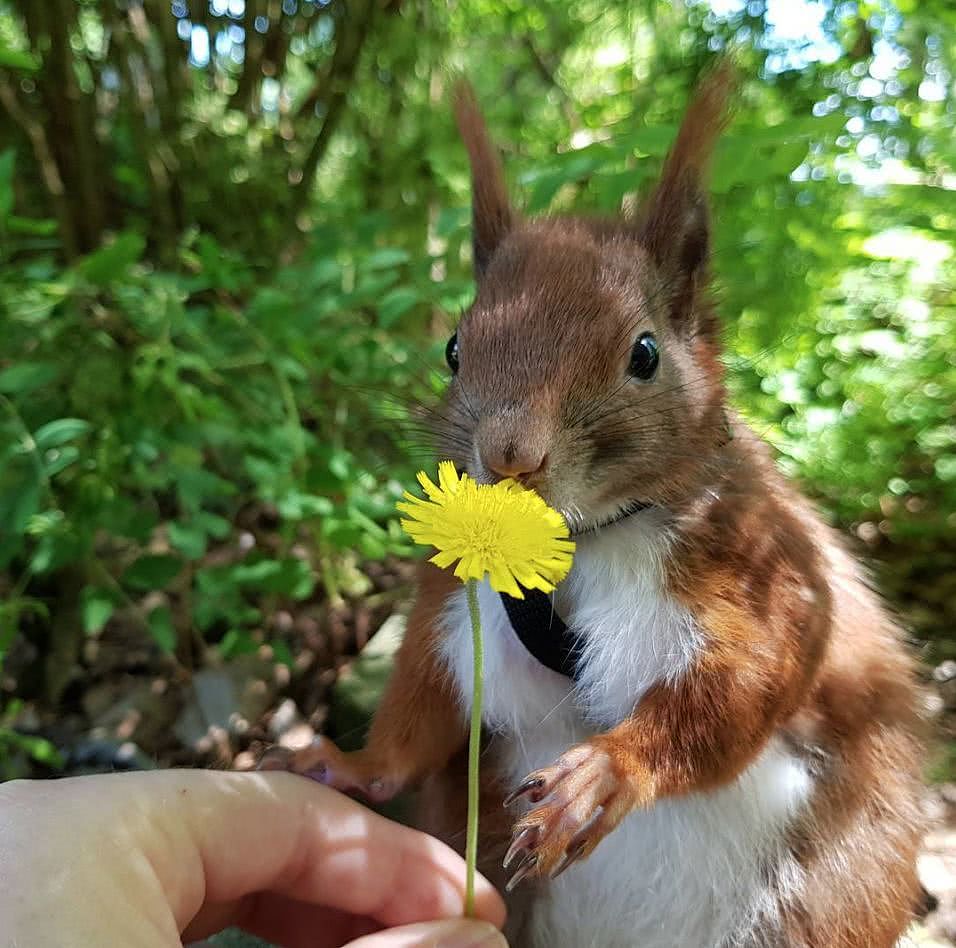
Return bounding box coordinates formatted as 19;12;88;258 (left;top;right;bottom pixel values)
343;918;508;947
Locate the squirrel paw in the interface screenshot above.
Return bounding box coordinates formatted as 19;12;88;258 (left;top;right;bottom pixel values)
502;741;642;889
257;737;400;804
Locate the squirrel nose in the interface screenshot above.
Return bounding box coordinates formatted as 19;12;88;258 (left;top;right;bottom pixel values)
482;444;547;483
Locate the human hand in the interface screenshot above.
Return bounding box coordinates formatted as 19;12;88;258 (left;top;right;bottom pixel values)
0;769;506;947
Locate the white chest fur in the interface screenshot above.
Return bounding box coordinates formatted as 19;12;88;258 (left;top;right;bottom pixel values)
439;509;703;734
438;511;812;948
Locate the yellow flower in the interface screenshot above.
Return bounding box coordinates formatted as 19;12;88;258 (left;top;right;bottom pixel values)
397;460;575;598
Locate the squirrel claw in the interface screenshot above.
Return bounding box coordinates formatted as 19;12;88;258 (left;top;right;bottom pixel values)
503;826;538;870
505;852;539;892
503;775;546;807
255;738;401;803
256;746;294;771
550;838;588;879
504;740;640;884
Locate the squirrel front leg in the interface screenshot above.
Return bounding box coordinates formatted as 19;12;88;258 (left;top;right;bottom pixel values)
503;555;832;887
260;563;467;803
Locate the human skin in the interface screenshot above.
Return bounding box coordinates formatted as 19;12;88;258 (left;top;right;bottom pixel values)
0;769;506;948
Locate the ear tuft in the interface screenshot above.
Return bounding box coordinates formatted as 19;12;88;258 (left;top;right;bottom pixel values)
638;60;736;326
453;81;514;277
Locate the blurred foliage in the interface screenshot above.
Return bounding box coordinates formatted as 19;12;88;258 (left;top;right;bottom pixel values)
0;0;954;767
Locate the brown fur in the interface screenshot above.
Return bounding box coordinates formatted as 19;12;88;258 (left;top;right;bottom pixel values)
267;563;466;800
265;63;926;947
454;81;516;276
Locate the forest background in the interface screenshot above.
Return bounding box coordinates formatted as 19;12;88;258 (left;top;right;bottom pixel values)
0;0;953;809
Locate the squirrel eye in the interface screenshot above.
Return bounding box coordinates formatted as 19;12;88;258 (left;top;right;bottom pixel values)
445;332;459;373
628;332;659;381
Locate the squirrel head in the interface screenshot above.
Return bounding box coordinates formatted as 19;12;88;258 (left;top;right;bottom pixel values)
442;64;735;531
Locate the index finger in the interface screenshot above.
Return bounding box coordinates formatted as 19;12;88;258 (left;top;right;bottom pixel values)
126;770;505;933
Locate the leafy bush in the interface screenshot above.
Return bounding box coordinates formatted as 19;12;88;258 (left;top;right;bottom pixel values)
0;0;954;772
0;216;467;696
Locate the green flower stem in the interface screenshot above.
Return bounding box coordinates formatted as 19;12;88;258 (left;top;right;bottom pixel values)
464;577;483;917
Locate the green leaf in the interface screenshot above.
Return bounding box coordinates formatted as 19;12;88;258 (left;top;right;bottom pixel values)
0;731;63;768
358;534;387;559
146;605;177;655
711;138;808;193
218;628;259;659
33;418;91;450
0;362;59;395
7;215;58;236
348;271;399;305
362;248;410;271
122;554;183;591
311;258;341;285
271;640;294;668
328;450;352;481
81;586;116;635
168;521;208;559
434;206;469;239
276;491;334;520
0;149;15;220
617;125;677;157
41;445;80;477
526;170;570;212
196;511;231;540
194;565;261;631
0;46;39;72
1;475;40;535
230;557;315;599
174;466;237;514
377;287;421;327
77;232;146;287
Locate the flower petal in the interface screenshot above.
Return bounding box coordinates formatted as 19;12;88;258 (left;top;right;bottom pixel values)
416;470;445;502
431;549;461;569
397;459;576;594
489;564;523;599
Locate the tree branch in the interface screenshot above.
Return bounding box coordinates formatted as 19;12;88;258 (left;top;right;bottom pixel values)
522;35;580;131
290;0;376;202
17;0;108;252
0;77;78;260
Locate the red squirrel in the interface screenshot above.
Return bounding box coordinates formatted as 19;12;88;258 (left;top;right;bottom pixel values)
263;64;926;947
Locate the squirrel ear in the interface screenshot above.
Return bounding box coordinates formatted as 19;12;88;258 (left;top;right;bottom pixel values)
638;60;735;329
453;81;514;277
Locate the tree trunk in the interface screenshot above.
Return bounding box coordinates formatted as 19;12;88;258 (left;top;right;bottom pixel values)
230;0;267;115
0;78;79;260
104;1;181;259
15;0;108;254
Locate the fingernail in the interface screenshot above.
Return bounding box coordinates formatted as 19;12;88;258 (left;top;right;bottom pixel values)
437;920;507;947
